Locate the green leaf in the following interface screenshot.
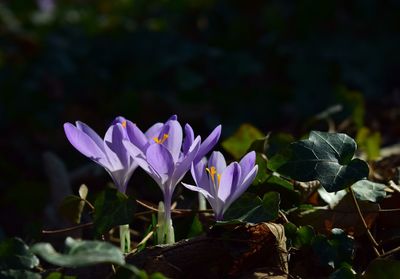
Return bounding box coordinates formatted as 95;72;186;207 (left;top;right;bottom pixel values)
0;270;41;279
276;131;369;192
284;223;315;249
31;237;125;268
222;124;264;159
45;272;76;279
264;132;295;158
351;180;386;202
252;153;269;185
223;192;280;223
356;127;381;160
329;266;355;279
312;228;354;269
361;259;400;278
93;187;136;238
294;226;315;248
187;215;203;238
59;195;85;224
0;238;39;270
264;173;294;190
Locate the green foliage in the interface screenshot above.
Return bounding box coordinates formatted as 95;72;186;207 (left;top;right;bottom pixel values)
0;238;39;270
59;195;85;224
0;270;41;279
272;131;369;192
44;273;76;279
93;187;136;238
312;229;354;269
31;237;125;267
284;223;315;249
329;265;355;279
351;180;386;202
187;215;204;238
222;124;264;159
223;192;280;223
361;259;400;278
356;127;381;161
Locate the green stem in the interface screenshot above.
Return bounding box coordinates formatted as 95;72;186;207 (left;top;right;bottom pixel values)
198;192;207;211
119;224;131;253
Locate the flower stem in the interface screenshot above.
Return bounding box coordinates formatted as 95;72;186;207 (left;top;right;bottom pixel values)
163;192;175;244
119;224;131;253
157;202;165;244
198;193;207;211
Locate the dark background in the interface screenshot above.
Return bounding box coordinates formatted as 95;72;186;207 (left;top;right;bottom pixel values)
1;0;399;240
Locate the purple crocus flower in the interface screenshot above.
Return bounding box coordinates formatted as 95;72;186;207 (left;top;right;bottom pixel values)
63;117;138;193
122;115;221;242
182;151;258;221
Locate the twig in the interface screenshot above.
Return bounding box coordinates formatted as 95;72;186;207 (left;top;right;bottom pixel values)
388;180;400;193
279;210;290;224
42;222;93;234
349;187;381;256
136;199;159;211
83;199;95;211
379;246;400;258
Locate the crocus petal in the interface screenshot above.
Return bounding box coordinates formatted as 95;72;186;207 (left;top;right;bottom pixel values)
218;162;241;202
125;122;148;151
105;124;129;168
168;115;178;121
181;183;212;199
146;143;174;185
208;151;227;173
123;140;154;173
170;136;200;187
182;124;195;155
159;120;183;163
145;122;163;139
191;158;211;194
64;123;109;167
195;125;221;162
75;121;106;152
103;125;124;171
239;151;256;182
225;165;258;211
111;116;127;125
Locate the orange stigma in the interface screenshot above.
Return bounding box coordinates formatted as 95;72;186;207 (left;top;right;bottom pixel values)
153;133;169;144
122;121;127;128
206;166;221;188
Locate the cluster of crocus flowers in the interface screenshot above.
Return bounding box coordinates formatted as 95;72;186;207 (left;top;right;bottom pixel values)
63;115;257;246
122;115;221;243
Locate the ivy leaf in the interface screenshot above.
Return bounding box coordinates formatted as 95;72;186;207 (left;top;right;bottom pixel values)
361;259;400;278
351;180;386;202
312;228;354;269
93;187;136;238
223;192;280;223
0;238;39;270
0;270;41;279
44;272;76;279
31;237;125;267
59;195;85;225
276;131;369;192
222;124;264;159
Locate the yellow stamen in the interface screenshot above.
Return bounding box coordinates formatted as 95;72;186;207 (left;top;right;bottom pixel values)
206;166;221;188
153;133;169;144
122;121;127;128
